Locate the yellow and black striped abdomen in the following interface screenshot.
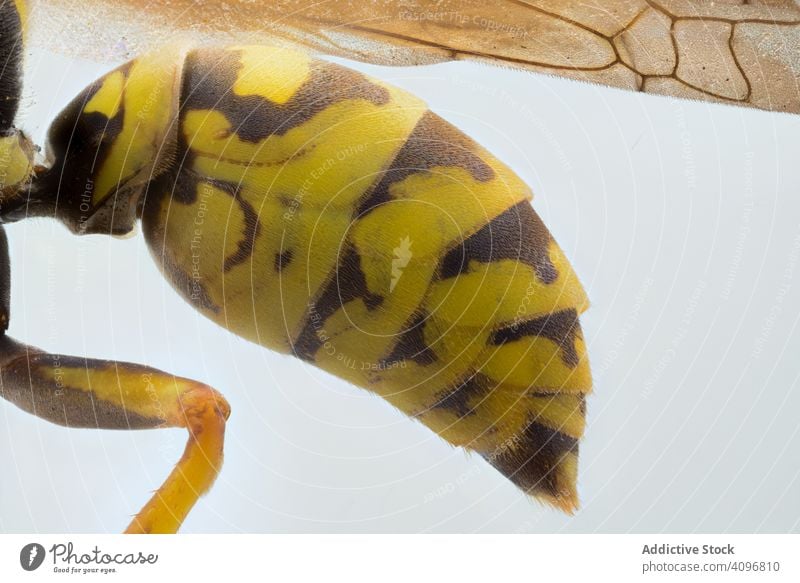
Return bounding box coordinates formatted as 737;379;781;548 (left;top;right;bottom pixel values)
136;46;591;511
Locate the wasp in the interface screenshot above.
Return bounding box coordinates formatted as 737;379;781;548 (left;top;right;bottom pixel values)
1;0;797;533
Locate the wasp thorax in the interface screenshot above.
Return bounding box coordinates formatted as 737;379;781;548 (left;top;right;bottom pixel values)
21;49;182;236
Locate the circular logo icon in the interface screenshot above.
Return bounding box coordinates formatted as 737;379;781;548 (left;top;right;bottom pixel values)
19;543;46;571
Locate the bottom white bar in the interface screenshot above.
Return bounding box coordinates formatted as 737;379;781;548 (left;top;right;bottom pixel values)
0;534;797;582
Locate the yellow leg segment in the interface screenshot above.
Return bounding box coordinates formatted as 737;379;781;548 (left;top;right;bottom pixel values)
124;381;230;534
0;336;230;534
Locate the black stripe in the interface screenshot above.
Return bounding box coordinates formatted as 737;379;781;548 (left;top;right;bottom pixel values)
491;308;581;368
356;111;495;217
274;250;293;272
430;373;492;418
38;61;131;216
182;48;390;144
0;0;24;133
0;226;9;331
438;201;557;283
483;420;578;498
140;174;222;315
206;179;262;273
293;245;384;361
381;312;437;367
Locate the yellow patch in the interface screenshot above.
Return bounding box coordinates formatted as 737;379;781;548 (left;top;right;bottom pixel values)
481;334;592;394
424;258;585;330
13;0;27;37
91;47;184;205
151;179;252;326
0;134;33;189
42;363;172;421
525;393;586;439
84;70;125;120
232;46;312;104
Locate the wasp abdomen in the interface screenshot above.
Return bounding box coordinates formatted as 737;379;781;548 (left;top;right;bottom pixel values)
43;45;591;511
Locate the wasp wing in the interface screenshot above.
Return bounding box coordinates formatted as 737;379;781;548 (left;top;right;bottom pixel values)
29;0;800;114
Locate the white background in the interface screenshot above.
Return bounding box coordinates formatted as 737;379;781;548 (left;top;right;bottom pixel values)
0;46;799;533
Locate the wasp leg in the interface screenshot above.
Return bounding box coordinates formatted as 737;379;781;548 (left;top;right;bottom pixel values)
0;336;230;533
0;224;229;534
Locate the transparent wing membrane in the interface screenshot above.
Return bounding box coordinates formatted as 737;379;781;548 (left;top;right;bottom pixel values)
29;0;800;114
